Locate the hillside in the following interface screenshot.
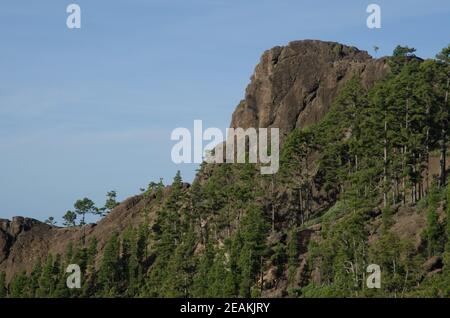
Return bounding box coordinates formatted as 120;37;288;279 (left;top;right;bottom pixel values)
1;40;450;298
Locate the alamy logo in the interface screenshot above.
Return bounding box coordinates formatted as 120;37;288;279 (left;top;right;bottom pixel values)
171;120;279;174
66;4;81;29
366;4;381;29
66;264;81;289
366;264;381;289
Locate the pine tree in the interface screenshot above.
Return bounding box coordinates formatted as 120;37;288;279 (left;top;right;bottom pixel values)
74;198;97;226
192;243;214;297
28;260;42;297
154;171;184;249
280;128;314;224
163;244;190;297
98;233;121;296
444;184;450;271
388;57;419;204
9;272;28;298
52;254;70;298
237;245;253;297
122;227;149;297
436;45;450;187
73;245;88;274
366;82;390;206
308;209;369;297
234;205;268;297
74;197;97;245
81;238;98;297
36;254;56;297
45;217;57;226
400;60;427;203
207;249;234;297
98;191;120;217
62;210;77;227
287;228;298;283
389;46;416;75
425;187;443;257
146;171;187;297
121;229;132;286
0;272;6;298
417;60;442;193
163;213;197;298
270;241;287;280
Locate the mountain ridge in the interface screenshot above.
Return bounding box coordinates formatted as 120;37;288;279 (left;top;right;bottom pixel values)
2;39;449;298
0;40;389;282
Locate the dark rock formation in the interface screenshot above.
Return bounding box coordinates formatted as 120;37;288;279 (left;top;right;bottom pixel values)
230;40;389;142
0;217;52;264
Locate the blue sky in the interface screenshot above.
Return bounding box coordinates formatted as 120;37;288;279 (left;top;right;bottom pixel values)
0;0;449;223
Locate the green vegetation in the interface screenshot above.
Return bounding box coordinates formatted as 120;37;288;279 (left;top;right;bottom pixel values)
98;191;120;217
62;210;77;227
0;272;6;298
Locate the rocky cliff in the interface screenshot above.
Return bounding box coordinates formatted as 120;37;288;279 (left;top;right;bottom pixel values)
230;40;389;140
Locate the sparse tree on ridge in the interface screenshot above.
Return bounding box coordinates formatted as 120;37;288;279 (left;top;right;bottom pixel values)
74;197;97;226
45;216;57;226
98;190;120;217
62;210;77;227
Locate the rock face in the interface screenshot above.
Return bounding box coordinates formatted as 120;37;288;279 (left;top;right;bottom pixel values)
0;217;53;264
0;40;391;283
230;40;389;140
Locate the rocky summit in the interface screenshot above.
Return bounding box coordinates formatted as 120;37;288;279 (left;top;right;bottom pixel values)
230;40;389;140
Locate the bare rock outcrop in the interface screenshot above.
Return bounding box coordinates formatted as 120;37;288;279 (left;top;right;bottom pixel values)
230;40;389;141
0;193;163;282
